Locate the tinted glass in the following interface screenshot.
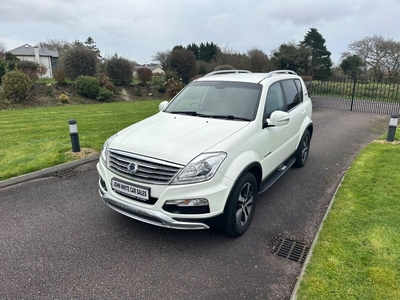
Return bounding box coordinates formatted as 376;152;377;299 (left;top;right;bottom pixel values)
166;81;262;120
265;82;285;118
294;79;303;103
281;80;300;110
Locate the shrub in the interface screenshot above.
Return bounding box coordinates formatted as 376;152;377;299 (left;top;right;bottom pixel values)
99;73;117;93
59;93;70;104
2;71;33;103
164;78;183;96
157;85;166;93
38;65;48;78
46;84;54;97
96;87;114;101
53;68;67;85
0;59;6;83
169;49;197;84
60;45;99;79
75;75;100;99
17;60;39;80
103;81;117;94
104;55;133;86
136;67;153;85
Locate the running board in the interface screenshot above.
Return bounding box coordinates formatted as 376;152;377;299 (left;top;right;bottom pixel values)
258;157;296;194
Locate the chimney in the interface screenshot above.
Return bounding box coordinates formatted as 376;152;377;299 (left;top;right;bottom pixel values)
34;46;40;63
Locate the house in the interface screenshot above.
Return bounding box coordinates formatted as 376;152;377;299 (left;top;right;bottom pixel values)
8;44;59;78
134;64;164;76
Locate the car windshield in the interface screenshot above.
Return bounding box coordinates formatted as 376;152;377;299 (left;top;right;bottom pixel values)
165;81;262;121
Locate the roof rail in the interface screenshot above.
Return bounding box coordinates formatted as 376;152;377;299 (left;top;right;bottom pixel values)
265;70;297;78
204;70;252;77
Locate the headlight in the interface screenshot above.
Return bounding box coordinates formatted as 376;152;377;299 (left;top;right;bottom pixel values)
172;152;227;184
100;134;117;164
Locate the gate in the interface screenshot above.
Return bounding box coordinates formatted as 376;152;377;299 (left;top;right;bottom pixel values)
309;76;400;115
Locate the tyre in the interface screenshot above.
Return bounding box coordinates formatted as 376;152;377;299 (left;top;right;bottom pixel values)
294;130;311;167
222;172;257;237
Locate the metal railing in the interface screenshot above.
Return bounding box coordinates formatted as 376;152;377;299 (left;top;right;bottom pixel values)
309;76;400;114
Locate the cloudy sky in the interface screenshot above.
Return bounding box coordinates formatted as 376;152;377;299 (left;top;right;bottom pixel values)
1;0;400;66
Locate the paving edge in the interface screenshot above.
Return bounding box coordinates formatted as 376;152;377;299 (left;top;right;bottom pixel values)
0;155;100;189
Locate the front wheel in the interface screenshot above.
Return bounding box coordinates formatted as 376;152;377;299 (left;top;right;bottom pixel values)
294;130;311;167
221;172;257;237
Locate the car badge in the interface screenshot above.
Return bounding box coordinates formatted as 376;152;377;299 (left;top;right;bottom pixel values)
127;162;138;174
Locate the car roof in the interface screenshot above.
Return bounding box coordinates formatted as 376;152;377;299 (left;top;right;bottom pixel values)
196;70;299;84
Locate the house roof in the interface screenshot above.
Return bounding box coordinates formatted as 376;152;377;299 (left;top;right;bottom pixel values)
135;64;162;71
9;44;59;58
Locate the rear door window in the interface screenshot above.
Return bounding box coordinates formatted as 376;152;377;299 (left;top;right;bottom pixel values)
281;80;300;110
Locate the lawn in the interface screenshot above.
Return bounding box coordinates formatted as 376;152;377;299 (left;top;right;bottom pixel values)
0;100;163;181
295;134;400;299
2;102;400;298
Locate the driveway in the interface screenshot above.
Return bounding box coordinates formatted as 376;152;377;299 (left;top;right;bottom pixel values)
0;109;389;299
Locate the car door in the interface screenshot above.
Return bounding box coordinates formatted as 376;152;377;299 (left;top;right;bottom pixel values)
254;81;290;179
281;79;307;152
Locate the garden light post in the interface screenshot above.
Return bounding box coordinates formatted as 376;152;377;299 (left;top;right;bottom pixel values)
68;119;81;152
386;114;398;142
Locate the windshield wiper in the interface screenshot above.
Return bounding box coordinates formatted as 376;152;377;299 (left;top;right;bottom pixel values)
197;114;251;121
169;111;198;116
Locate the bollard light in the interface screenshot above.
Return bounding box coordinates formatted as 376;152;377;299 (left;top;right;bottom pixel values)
386;114;399;142
68;119;81;152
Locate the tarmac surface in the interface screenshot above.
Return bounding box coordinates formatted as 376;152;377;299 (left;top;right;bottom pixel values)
0;109;390;299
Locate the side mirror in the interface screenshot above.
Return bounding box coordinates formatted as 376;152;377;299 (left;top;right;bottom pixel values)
266;111;290;127
159;101;169;112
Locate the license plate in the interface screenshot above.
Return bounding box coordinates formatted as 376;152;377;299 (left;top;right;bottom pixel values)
111;179;150;202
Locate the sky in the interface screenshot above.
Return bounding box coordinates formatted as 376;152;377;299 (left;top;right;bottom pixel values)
1;0;400;66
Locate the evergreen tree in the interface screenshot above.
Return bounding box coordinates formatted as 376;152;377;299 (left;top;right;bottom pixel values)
300;28;332;80
340;55;364;79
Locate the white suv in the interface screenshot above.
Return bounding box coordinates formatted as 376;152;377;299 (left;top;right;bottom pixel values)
97;70;313;236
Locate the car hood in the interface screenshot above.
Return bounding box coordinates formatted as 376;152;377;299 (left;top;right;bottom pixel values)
110;112;249;165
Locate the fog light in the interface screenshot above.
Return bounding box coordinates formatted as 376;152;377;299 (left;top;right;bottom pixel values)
165;198;209;207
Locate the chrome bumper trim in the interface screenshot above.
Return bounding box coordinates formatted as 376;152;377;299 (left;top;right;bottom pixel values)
98;184;209;230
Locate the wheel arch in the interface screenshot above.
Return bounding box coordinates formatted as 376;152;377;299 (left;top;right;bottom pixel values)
222;161;262;213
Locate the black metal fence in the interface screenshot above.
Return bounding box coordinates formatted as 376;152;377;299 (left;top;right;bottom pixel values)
309;76;400;115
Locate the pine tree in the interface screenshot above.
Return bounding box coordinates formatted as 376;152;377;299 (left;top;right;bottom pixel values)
300;28;332;80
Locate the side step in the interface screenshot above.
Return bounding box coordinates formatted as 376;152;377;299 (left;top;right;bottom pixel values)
258;157;296;194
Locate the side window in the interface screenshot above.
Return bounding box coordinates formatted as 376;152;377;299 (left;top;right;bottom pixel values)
265;82;285;118
281;80;300;110
294;79;304;103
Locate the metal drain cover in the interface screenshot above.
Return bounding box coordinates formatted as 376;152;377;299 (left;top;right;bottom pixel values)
273;238;309;263
53;169;80;178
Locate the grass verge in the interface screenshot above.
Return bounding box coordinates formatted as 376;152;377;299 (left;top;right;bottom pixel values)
0;100;163;181
296;133;400;299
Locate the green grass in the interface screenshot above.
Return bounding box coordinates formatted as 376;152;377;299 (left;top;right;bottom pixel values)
296;134;400;299
0;100;164;180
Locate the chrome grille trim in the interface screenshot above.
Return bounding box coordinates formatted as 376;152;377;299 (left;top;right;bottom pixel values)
107;149;183;184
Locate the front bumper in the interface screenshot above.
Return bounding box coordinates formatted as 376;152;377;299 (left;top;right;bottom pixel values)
98;184;210;230
97;161;232;230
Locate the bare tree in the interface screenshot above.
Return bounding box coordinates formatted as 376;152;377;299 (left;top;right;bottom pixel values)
381;41;400;81
0;41;6;60
153;50;171;71
37;39;70;53
348;34;393;77
247;48;270;72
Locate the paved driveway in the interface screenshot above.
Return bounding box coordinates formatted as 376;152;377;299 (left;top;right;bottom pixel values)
0;109;389;299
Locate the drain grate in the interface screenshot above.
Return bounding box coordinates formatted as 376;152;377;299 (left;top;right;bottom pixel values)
273;238;309;263
53;169;80;179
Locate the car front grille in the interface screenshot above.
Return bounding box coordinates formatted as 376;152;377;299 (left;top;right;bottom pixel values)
107;149;183;184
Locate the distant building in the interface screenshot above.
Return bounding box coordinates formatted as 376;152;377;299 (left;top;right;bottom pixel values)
134;64;164;76
8;44;59;78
